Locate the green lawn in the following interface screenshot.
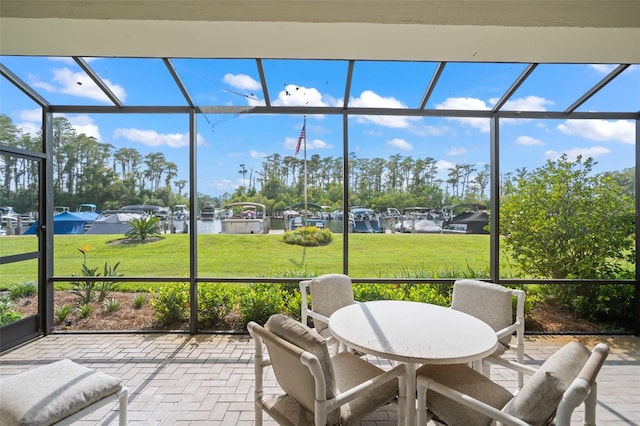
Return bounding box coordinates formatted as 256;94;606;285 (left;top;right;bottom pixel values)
0;233;515;288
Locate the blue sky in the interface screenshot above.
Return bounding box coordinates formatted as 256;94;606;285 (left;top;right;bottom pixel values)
1;56;638;197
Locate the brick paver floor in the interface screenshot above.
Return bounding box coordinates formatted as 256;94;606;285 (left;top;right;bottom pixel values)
0;333;638;425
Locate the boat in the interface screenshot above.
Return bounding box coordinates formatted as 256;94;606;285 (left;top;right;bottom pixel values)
54;206;70;215
220;202;270;234
285;202;328;231
349;206;382;233
173;204;190;221
442;204;490;234
217;208;233;220
75;203;97;213
0;206;20;225
199;205;216;221
84;209;145;234
395;207;443;233
24;210;99;235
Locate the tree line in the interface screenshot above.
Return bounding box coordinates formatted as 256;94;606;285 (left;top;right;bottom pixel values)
1;115;188;213
1;114;634;217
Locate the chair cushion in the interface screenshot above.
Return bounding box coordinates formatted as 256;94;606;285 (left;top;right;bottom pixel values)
262;351;398;426
416;363;514;426
451;279;514;351
265;314;336;399
332;351;399;424
502;341;591;424
309;274;355;334
0;359;122;426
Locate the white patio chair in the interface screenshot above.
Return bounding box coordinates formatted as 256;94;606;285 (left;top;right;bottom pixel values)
416;341;609;426
300;273;356;352
451;279;526;388
248;314;407;426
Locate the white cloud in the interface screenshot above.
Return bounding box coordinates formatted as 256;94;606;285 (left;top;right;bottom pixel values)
589;64;617;74
48;57;99;65
446;147;467;156
435;159;455;181
68;114;101;140
31;67;127;103
498;95;554;112
113;128;206;148
556;119;634;144
222;73;261;91
14;110;101;138
15;109;43;136
283;136;332;153
545;146;610;161
210;178;236;191
250;150;268;158
350;90;420;128
388;138;413;151
16;122;41;136
436;97;491;132
516;135;544;146
273;84;330;107
411;123;451;137
19;109;42;122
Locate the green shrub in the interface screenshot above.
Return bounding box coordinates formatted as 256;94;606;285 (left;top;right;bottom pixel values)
237;283;286;327
283;227;333;246
9;281;37;300
78;304;94;319
539;282;634;328
0;296;22;326
133;293;147;309
150;283;190;326
353;283;407;301
103;298;121;312
281;288;303;321
125;216;162;240
406;284;450;307
70;246;123;304
198;284;239;327
55;304;73;323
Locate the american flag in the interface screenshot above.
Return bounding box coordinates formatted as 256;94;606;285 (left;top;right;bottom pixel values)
295;123;305;155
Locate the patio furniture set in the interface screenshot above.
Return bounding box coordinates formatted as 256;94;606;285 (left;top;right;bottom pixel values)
251;275;610;426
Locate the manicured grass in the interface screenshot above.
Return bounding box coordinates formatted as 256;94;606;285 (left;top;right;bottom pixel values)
1;233;515;288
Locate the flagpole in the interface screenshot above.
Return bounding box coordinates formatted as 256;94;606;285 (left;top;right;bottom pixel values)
303;116;308;227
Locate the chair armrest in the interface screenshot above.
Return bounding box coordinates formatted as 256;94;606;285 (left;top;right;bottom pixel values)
332;363;406;408
484;355;537;376
306;310;331;325
417;375;529;426
495;321;523;340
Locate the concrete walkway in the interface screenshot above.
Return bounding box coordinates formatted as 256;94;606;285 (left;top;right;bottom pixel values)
0;333;638;425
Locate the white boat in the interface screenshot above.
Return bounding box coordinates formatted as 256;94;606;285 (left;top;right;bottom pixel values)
220;202;270;234
199;205;216;221
0;206;20;224
285;202;327;231
76;203;97;213
173;204;190;221
396;207;443;233
85;210;145;234
350;206;382;233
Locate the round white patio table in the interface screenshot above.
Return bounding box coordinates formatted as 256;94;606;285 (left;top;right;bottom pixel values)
329;300;498;426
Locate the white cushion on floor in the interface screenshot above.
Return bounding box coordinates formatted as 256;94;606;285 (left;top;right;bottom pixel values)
0;359;122;426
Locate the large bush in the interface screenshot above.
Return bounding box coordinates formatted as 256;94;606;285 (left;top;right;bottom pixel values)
500;155;636;327
501;155;635;279
283;226;333;246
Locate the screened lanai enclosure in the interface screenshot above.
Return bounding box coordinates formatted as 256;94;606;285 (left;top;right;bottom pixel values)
1;0;639;350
